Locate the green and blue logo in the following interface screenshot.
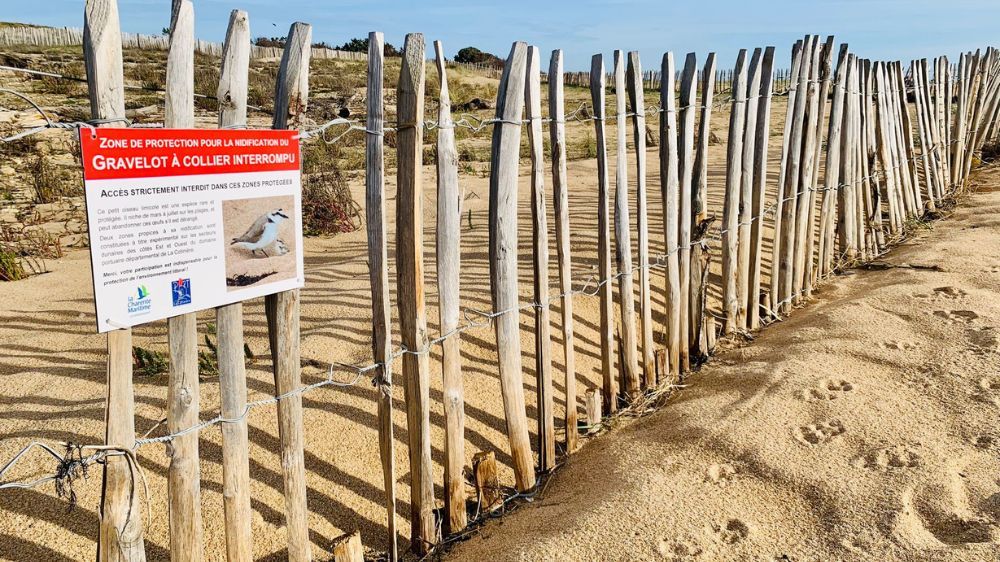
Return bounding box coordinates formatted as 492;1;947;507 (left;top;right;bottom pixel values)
128;285;152;315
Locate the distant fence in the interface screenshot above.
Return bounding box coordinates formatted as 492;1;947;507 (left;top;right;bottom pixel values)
2;4;1000;562
0;24;366;60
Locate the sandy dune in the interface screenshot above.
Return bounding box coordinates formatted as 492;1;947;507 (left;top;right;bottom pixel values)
447;166;1000;561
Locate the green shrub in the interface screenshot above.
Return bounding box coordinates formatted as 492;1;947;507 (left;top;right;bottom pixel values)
0;247;26;281
133;346;168;377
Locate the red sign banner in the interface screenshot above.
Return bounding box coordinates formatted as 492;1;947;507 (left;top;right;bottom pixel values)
80;128;300;181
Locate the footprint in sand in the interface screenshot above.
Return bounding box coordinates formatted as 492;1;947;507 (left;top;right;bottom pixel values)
972;434;995;450
933;309;980;323
711;519;750;545
855;445;922;470
894;469;999;546
796;378;855;401
794;420;846;446
979;376;1000;391
658;538;703;560
705;463;737;486
882;340;919;351
966;327;998;354
915;286;969;301
933;286;968;299
974;377;1000;406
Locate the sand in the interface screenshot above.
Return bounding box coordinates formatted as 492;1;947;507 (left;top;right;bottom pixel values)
447;166;1000;561
0;94;998;561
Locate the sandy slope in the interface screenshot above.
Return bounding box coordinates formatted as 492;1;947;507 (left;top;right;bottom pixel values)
446;167;1000;561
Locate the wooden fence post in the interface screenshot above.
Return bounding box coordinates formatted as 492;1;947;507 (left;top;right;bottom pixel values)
922;58;946;206
912;59;937;212
890;62;916;218
963;52;990;186
525;45;556;471
164;3;204;559
626;51;655;388
721;49;748;334
838;56;858;258
894;63;922;213
660;51;684;380
874;61;902;237
860;59;882;257
791;36;822;303
817;45;849;281
367;31;399;560
268;21;312;562
748;46;775;330
769;40;803;315
590;54;618;412
778;35;813;313
86;0;147;559
488;41;535;492
676;53;697;371
433;38;467;537
612;50;641;399
690;52;716;357
215;0;254;527
396;32;437;553
548;49;578;453
736;48;762;331
803;37;835;293
856;60;872;251
952;55;968;190
938;57;952;190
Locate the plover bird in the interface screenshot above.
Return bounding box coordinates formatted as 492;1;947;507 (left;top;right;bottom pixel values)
231;209;289;257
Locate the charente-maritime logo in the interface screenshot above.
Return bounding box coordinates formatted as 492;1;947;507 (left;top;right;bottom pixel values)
127;284;152;316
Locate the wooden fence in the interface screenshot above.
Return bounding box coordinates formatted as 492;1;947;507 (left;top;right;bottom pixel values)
3;1;1000;561
0;23;366;60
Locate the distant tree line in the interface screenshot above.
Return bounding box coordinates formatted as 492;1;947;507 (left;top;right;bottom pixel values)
453;46;503;66
250;35;502;65
252;35;400;56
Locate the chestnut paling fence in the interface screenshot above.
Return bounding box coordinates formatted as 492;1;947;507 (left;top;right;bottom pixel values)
2;1;1000;561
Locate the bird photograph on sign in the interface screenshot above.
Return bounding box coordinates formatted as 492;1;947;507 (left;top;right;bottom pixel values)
223;195;297;289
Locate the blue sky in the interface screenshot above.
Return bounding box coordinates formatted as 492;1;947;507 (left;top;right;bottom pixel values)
6;0;999;70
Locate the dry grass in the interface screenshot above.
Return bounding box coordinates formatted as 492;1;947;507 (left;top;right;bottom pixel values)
0;223;62;281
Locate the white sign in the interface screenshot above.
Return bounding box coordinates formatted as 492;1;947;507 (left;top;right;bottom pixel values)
80;128;304;333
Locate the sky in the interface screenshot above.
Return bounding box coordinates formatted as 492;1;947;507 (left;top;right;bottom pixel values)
5;0;999;70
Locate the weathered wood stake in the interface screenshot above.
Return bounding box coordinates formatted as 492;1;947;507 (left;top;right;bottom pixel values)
396;32;437;553
661;51;684;379
626;51;655;388
748;46;775;330
363;31;399;560
87;0;147;559
721;49;748;334
525;45;556;471
488;41;535;491
590;54;618;412
548;49;578;453
612;50;641;399
267;22;312;562
215;9;253;562
164;3;204;559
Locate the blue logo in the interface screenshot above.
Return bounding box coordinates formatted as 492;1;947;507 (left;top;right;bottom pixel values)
127;285;152;315
171;278;192;307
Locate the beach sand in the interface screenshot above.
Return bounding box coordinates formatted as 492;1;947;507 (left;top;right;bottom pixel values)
447;166;1000;561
